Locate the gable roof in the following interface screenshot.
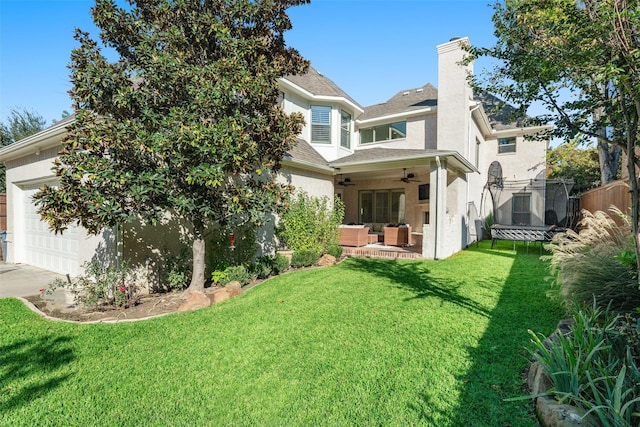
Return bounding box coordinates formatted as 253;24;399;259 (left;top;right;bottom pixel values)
284;138;328;166
359;84;438;122
474;92;523;130
283;67;362;109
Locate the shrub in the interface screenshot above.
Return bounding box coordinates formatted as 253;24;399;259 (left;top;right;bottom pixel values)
252;256;274;279
165;248;191;291
326;243;343;258
291;250;319;268
278;192;344;255
529;303;640;426
272;253;290;274
223;265;252;286
211;269;227;286
546;208;640;312
47;259;144;308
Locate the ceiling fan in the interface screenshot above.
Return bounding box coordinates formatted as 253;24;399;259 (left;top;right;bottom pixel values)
400;168;420;183
337;174;355;186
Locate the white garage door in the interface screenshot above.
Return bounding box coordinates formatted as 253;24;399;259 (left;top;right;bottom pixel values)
21;185;79;275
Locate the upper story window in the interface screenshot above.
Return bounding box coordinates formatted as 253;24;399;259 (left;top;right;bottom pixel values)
498;137;516;154
340;110;351;148
311;105;331;144
360;121;406;144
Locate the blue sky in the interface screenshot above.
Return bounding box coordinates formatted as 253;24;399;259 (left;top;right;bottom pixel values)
0;0;498;125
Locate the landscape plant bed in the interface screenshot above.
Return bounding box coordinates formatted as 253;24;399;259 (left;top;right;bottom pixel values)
23;291;188;322
1;241;564;426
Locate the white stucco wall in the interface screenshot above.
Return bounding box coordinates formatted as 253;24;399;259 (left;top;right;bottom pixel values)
483;134;548;226
437;38;473;158
3;146;115;274
281;91;356;162
355;113;437;151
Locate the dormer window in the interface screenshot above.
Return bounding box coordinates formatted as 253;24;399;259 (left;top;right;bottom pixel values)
311;105;331;144
340;110;351;148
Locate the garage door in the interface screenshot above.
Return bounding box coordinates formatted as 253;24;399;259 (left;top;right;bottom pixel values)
21;185;79;275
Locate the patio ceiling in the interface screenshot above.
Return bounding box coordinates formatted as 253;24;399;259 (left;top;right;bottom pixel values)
328;148;478;175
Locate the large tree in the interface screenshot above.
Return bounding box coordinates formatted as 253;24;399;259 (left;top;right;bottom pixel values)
34;0;309;291
0;108;47;192
547;141;603;195
468;0;640;282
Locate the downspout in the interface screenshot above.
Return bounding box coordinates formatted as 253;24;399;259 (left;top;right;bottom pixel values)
467;104;481;245
434;155;441;260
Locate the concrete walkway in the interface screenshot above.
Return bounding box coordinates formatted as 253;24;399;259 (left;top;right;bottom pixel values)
0;262;66;298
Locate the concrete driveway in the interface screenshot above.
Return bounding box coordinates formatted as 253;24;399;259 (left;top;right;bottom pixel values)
0;263;66;298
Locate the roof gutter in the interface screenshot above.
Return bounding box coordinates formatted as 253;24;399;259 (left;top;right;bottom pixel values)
282;157;334;174
356;107;436;126
328;150;478;174
278;79;364;115
0;115;75;162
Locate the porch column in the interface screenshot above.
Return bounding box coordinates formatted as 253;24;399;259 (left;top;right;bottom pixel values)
424;157;448;259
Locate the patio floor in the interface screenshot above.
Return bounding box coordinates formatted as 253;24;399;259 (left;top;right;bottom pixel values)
341;242;421;260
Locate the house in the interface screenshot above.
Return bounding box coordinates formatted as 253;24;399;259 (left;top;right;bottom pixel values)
0;37;549;276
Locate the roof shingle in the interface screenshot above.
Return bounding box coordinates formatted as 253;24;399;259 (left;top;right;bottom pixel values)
359;84;438;121
283;67;361;108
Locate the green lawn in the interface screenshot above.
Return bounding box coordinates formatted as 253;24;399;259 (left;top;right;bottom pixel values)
0;241;564;426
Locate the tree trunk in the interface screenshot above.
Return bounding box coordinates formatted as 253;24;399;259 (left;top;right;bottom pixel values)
626;138;640;287
597;140;620;185
188;226;206;292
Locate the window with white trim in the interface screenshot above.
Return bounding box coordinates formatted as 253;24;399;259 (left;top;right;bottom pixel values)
360;121;406;144
512;192;531;225
311;105;331;144
340;110;351;148
498;137;516;154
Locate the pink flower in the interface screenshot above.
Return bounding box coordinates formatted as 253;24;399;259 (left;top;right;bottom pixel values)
39;288;45;293
117;286;126;293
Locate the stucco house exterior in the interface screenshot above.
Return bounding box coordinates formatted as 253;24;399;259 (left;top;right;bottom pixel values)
0;37;550;276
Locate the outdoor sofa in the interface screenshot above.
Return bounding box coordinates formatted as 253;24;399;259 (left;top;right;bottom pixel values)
338;225;378;247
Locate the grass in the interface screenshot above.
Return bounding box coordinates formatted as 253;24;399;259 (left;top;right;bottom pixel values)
0;240;564;426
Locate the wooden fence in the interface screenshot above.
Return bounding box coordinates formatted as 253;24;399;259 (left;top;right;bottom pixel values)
580;180;631;223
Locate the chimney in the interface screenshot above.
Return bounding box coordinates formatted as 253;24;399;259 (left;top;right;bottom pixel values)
436;36;473;157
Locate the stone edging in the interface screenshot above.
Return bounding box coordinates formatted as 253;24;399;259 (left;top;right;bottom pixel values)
14;296;180;324
526;320;598;427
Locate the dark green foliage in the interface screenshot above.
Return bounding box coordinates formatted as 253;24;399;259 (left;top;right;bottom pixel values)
164;248;191;291
272;253;290;274
530;304;640;426
207;224;257;272
0;107;47;192
0;107;47;145
252;255;274;279
325;243;343;258
291;250;318;268
32;0;310;290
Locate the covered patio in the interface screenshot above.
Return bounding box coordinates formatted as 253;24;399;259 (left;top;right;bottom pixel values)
329;148;478;259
